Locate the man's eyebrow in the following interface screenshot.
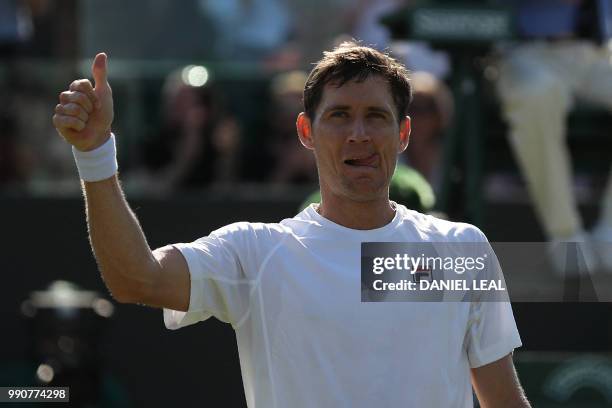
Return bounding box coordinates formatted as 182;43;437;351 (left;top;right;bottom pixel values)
322;105;351;113
367;106;392;114
322;105;392;114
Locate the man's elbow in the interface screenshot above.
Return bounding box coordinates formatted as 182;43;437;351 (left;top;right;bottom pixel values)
103;268;157;305
509;394;531;408
110;287;141;304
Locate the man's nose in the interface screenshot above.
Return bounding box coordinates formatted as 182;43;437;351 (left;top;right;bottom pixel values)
347;119;371;143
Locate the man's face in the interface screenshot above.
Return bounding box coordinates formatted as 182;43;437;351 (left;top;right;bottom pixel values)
298;76;410;202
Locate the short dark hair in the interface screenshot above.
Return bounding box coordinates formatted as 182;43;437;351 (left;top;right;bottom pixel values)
303;41;412;123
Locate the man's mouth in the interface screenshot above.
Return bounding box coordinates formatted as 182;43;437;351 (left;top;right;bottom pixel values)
344;153;379;167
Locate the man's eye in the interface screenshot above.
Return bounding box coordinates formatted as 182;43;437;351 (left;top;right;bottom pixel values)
330;111;348;118
368;112;386;119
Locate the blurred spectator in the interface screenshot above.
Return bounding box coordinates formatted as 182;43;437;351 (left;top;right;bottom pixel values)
495;0;612;273
0;0;79;58
198;0;292;62
5;75;77;195
24;0;77;58
128;67;242;195
289;0;368;65
81;0;214;60
0;0;32;57
0;0;32;190
0;0;83;195
267;70;317;185
343;0;403;49
404;71;454;191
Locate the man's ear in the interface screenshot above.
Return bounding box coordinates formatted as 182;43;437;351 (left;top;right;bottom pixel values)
297;112;314;150
398;115;411;153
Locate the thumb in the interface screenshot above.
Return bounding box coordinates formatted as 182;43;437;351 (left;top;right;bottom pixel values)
92;52;109;89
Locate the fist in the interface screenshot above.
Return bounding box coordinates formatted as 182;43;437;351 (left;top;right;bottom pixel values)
53;53;114;152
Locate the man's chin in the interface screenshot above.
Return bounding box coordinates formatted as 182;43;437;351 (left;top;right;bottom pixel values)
339;179;388;202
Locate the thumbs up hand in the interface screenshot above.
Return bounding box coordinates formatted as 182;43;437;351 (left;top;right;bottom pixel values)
53;53;115;152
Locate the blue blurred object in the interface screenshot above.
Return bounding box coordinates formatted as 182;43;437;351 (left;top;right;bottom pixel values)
515;0;579;37
512;0;612;41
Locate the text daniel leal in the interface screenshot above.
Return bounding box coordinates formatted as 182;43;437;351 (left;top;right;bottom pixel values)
372;279;506;291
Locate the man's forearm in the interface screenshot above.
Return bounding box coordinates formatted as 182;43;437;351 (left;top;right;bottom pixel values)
83;175;159;303
471;354;531;408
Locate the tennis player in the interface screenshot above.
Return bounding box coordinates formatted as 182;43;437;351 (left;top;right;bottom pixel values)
53;42;530;407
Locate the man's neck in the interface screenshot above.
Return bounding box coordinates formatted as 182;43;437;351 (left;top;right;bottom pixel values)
317;192;396;230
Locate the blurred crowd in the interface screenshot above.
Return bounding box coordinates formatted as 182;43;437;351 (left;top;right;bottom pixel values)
2;0;612;266
0;0;452;197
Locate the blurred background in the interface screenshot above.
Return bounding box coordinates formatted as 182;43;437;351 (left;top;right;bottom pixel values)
1;0;612;406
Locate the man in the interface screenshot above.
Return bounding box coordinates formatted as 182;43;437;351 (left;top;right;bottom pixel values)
496;0;612;275
53;42;530;407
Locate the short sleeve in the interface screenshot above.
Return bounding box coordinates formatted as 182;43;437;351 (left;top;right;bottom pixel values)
163;223;257;330
463;226;522;368
465;297;522;368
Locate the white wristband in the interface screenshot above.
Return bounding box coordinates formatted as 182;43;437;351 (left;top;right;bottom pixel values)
72;133;119;182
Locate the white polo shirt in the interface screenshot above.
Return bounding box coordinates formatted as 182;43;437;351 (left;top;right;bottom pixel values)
164;204;522;408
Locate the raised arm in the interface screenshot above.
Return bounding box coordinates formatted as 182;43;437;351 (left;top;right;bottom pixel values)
52;53;190;311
